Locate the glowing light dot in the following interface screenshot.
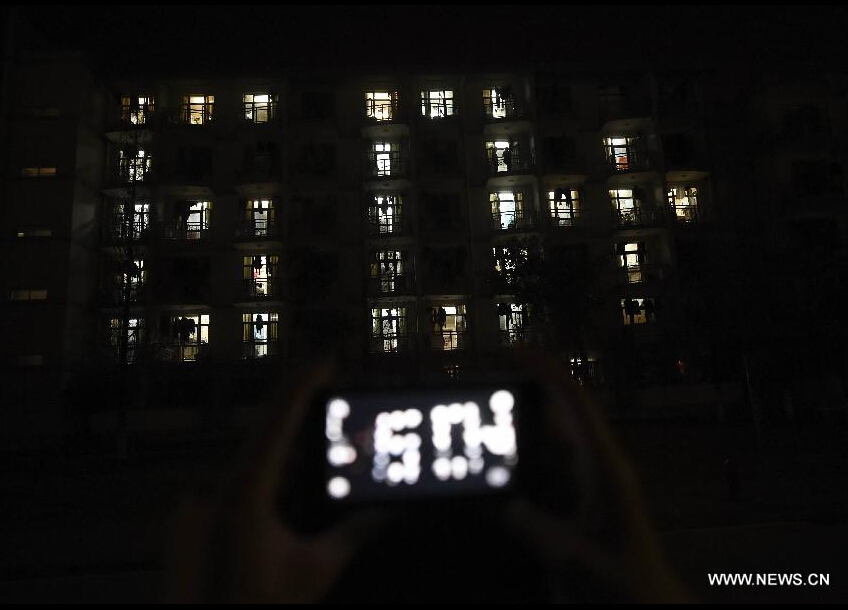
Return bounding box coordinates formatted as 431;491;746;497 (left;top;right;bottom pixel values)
387;462;405;484
327;398;350;419
451;456;468;480
485;466;511;488
404;409;423;429
489;389;515;413
433;457;452;481
327;476;351;499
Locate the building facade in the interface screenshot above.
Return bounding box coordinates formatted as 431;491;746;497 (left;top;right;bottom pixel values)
3;49;848;448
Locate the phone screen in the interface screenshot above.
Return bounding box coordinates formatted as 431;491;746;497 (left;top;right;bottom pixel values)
323;386;522;502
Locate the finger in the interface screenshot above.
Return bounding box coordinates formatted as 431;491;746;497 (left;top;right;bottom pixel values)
251;361;334;507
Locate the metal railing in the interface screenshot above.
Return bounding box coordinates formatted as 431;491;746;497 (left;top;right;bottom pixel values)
366;209;405;235
364;97;400;122
368;272;412;295
234;219;281;239
364;151;408;178
430;330;467;351
161;105;215;126
491;210;537;231
549;207;582;228
241;101;278;124
237;277;281;299
485;148;533;173
616;207;660;228
159;220;209;240
242;341;281;359
369;334;411;354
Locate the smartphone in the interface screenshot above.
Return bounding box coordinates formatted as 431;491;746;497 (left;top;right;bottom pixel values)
311;383;541;506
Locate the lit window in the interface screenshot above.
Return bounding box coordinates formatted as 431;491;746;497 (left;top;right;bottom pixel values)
483;87;515;119
109;317;144;363
171;314;210;361
371;142;401;177
108;259;146;302
369;251;406;294
121;95;154;124
243;93;275;123
621;298;656;325
490;191;528;230
603;136;643;170
243;255;278;298
10;289;47;301
109;202;149;241
243;312;278;358
618;243;643;284
118;149;150;182
242;199;275;236
498;303;531;346
21;167;56;178
493;245;527;277
421;90;455;118
169;201;211;239
430;305;466;351
609;188;642;225
667;185;699;222
182;95;214;125
367;194;403;234
371;307;407;353
485;140;523;173
365;91;397;121
548;189;580;227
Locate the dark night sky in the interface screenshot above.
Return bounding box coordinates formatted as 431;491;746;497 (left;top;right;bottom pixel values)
10;5;848;77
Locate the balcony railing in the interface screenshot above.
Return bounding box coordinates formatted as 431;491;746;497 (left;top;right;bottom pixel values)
430;330;467;351
364;97;400;123
364;151;408;178
111;158;153;184
500;328;544;347
369;334;411;354
242;341;282;359
234;219;281;239
368;272;413;295
101;282;147;306
492;210;537;231
485;149;533;174
549;207;582;228
366;210;405;236
162;105;215;126
159;220;209;240
102;219;150;245
483;92;525;120
241;101;278;124
237;277;281;299
616;207;660;228
116;105;155;128
606;149;650;172
670;205;700;223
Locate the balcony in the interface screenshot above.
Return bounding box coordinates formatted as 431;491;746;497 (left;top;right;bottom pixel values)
549;207;583;229
368;272;414;296
235;277;283;302
158;220;210;241
363;150;409;180
615;207;662;229
366;209;406;237
429;330;468;352
242;341;282;359
100;281;147;307
101;217;150;247
485;147;533;175
234;219;282;240
492;209;537;232
369;334;412;355
500;328;544;347
483;89;527;121
162;104;215;126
